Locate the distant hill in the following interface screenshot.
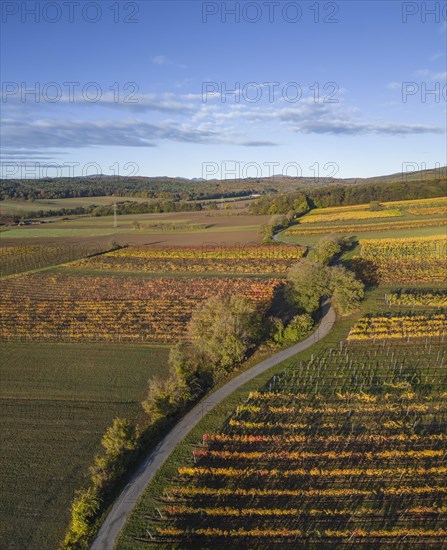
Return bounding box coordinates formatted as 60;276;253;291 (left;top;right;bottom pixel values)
1;167;445;202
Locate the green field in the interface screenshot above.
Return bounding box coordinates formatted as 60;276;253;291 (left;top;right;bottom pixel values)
1;223;262;239
0;195;256;216
0;196;156;215
55;217;193;226
0;343;170;550
1;227;127;238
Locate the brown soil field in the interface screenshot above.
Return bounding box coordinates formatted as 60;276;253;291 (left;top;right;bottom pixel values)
0;211;270;250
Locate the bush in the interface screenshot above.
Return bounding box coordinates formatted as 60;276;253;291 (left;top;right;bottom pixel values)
329;265;365;315
369;201;384;211
63;488;100;548
311;235;352;265
287;259;330;314
268;317;285;344
283;314;314;343
101;418;138;458
188;294;262;372
287;258;364;317
260;223;275;241
142;373;191;423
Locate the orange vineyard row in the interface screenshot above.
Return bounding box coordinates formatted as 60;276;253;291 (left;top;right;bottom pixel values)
68;245;306;274
0;273;281;342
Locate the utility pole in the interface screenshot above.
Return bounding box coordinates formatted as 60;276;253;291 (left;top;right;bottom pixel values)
113;202;117;228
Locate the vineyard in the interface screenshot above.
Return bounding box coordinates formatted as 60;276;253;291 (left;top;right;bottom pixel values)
407;206;447;216
0;243;108;277
284;217;447;236
356;235;447;283
384;196;447;209
137;334;447;547
0;273;281;342
67;245;306;275
299;208;403;224
385;289;447;308
347;312;447;341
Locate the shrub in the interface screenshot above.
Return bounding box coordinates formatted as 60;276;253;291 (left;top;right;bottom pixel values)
142;373;191;423
101;418;138;458
188;294;262;371
63;488;100;548
283;314;314;343
329;266;365;315
268;317;285;344
287;259;330;314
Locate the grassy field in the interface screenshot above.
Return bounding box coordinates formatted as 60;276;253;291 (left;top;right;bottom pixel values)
0;195;257;216
0;224;264;239
0;210;269;246
0;343;170;550
0;196;157;215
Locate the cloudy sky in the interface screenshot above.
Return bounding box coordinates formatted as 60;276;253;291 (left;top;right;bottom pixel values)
1;0;446;179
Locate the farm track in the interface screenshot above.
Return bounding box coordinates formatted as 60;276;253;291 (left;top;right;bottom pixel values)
90;301;336;550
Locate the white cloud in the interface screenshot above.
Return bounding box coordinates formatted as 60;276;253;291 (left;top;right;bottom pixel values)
151;55;187;69
413;69;447;81
2;86;443;154
151;55;168;65
386;82;402;90
2;118;223;149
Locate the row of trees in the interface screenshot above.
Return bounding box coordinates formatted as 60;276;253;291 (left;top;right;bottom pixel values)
0;176;259;202
143;295;263;422
259;200;310;241
63;295;267;548
288;235;364;317
288;258;364;316
89;199;203;217
3;168;444;209
64;418;139;547
250;178;447;215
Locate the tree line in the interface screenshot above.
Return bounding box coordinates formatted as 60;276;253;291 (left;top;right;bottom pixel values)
2;168;445;204
250;176;447;215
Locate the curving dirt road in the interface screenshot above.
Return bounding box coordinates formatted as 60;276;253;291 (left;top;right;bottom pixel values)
91;300;336;550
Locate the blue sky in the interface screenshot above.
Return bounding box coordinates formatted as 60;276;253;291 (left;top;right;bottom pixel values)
1;0;446;179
